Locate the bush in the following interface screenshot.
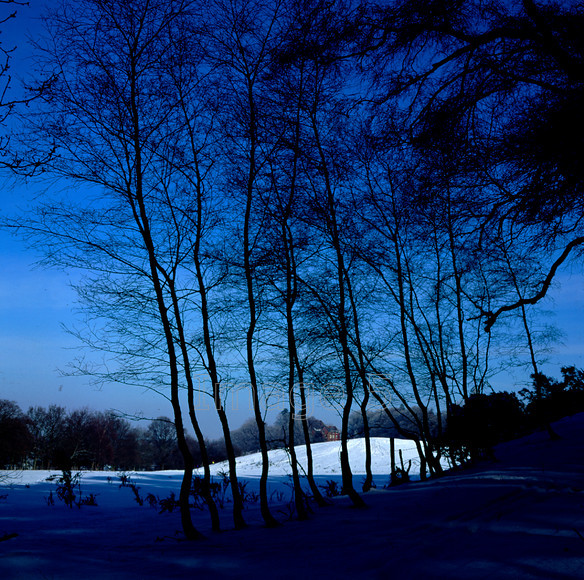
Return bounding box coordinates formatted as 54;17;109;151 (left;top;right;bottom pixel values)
55;470;80;508
158;492;179;513
319;480;341;498
79;493;98;506
522;367;584;426
440;391;525;464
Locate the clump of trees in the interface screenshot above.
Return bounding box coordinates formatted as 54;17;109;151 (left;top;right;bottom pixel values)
440;392;526;465
0;400;32;468
2;0;583;537
522;367;584;429
0;401;336;471
439;366;584;464
0;403;169;470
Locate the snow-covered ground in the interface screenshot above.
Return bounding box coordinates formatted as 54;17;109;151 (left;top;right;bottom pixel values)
201;435;425;479
2;419;584;579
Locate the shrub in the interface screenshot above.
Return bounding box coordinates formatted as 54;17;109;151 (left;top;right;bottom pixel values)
191;475;228;509
319;480;341;498
51;470;97;508
129;483;143;506
238;480;259;504
145;493;158;508
389;466;410;487
79;493;98;506
117;472;132;487
56;470;80;508
158;492;179;513
440;391;525;464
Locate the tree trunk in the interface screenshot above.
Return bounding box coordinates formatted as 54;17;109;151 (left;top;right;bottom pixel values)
128;52;201;540
166;277;220;532
284;227;308;520
310;112;365;510
298;384;328;506
360;390;373;492
243;83;278;528
191;164;247;530
417;441;427;481
287;393;308;520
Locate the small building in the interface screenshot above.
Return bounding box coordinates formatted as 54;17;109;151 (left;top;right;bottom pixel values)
308;419;341;442
322;425;341;441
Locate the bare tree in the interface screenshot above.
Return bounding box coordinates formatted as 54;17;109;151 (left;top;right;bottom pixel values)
27;405;67;469
16;0;218;539
356;0;584;328
300;86;368;508
201;0;286;528
161;16;248;528
257;7;333;509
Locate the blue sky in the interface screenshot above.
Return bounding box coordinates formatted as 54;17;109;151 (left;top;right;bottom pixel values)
0;2;346;435
0;2;205;428
2;1;584;437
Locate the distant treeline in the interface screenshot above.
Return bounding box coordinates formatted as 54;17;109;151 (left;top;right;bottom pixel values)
4;366;583;472
0;403;341;471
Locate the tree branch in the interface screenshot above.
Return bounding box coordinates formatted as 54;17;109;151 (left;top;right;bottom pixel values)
484;235;584;331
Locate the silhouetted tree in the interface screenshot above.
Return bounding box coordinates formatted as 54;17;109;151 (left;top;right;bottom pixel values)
522;366;584;426
27;405;68;469
19;0;213;539
0;400;31;468
442;392;525;464
202;0;288;527
141;417;181;470
231;418;261;456
358;0;584;327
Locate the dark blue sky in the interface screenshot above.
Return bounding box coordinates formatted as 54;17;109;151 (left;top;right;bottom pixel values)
0;2;191;426
0;1;345;435
1;1;583;437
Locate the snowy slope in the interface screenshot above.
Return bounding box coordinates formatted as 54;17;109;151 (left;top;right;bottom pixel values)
0;436;423;497
200;436;423;478
2;419;584;579
2;436;424;487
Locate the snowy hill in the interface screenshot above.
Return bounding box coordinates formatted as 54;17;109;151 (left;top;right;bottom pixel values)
2;416;584;579
200;436;423;478
0;436;424;492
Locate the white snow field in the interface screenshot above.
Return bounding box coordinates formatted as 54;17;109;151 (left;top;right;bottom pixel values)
2;417;584;579
203;435;425;478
